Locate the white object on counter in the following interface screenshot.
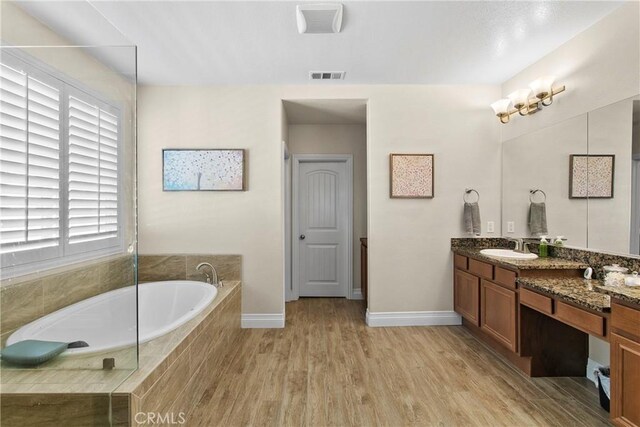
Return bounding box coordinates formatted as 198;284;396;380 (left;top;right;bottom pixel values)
603;264;629;287
624;271;640;287
584;267;593;280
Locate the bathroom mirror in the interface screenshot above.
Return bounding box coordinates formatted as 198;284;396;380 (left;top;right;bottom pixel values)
587;95;640;255
501;94;640;257
502;114;589;247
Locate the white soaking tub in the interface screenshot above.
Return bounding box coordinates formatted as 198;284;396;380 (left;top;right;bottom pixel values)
6;281;217;356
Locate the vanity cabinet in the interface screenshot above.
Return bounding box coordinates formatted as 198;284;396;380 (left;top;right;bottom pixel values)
452;250;589;377
610;301;640;427
481;279;518;352
454;256;517;351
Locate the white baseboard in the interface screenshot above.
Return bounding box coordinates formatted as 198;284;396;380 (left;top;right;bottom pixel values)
366;309;462;327
587;358;605;386
241;313;285;329
350;289;363;300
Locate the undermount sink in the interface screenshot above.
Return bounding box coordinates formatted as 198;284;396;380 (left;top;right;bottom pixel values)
480;248;538;260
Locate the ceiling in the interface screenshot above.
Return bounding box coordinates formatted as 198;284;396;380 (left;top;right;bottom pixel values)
284;99;367;124
15;1;625;86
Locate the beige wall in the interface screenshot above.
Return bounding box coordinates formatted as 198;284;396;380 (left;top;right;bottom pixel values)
288;124;367;294
138;85;502;315
499;1;640;367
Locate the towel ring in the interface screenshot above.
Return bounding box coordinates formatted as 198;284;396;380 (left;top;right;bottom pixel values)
464;188;480;203
529;189;546;203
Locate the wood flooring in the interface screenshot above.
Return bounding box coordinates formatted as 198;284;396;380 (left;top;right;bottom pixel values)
189;298;611;427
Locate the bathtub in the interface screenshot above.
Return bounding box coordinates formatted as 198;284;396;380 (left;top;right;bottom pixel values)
6;281;217;356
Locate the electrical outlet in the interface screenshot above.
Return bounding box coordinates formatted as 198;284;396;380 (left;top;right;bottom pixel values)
487;221;495;233
507;222;515;233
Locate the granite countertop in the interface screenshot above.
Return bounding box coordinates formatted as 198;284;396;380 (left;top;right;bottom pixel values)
517;277;610;312
593;284;640;307
453;248;588;270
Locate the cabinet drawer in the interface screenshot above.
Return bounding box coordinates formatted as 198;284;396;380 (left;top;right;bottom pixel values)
611;302;640;340
520;288;553;315
469;259;493;280
454;254;468;270
494;267;517;290
556;301;605;337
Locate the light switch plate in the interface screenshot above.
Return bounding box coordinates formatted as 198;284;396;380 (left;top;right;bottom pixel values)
487;221;495;233
507;222;515;233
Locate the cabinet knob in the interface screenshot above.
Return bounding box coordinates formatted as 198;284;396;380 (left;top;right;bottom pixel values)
299;234;306;240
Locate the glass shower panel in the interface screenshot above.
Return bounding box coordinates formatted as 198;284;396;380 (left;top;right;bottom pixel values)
1;2;137;425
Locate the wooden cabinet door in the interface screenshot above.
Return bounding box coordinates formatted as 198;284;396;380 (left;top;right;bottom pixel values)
360;241;367;308
454;269;480;326
481;280;518;352
611;332;640;427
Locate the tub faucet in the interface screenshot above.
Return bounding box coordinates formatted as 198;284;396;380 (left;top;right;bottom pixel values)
196;262;223;287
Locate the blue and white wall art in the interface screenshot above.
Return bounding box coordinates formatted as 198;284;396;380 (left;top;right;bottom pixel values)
163;149;245;191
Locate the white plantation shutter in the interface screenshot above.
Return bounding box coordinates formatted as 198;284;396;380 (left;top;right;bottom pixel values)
66;90;120;252
0;52;122;273
0;59;61;261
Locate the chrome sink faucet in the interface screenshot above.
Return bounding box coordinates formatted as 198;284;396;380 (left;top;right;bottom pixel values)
506;238;530;254
196;262;223;287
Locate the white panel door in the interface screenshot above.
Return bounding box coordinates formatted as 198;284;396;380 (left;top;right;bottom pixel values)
297;160;348;297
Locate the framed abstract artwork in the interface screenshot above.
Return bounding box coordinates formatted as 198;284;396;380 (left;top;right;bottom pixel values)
389;154;434;198
163;149;246;191
569;154;615;199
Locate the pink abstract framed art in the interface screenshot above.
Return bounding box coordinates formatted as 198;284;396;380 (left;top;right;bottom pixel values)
389;154;434;199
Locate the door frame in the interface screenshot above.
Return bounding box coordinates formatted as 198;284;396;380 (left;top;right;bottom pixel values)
291;154;353;300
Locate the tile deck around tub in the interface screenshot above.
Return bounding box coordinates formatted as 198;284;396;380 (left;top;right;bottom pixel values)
0;281;240;395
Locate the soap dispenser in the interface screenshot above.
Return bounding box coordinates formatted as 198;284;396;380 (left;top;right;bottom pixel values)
539;236;548;257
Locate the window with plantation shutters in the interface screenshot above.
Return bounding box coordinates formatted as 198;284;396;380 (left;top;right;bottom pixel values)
0;60;62;262
67;91;120;252
0;53;122;274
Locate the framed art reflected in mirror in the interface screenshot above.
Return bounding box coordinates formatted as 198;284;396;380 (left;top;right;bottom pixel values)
569;154;615;199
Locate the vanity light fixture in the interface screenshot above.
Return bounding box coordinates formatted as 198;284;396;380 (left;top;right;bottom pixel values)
491;76;565;124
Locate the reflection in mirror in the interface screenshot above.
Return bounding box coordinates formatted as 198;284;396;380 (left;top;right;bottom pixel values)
502;115;588;247
633;98;640;254
587;95;640;255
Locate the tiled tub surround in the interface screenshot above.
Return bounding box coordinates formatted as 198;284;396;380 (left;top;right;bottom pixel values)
1;282;242;426
0;255;135;347
138;254;241;283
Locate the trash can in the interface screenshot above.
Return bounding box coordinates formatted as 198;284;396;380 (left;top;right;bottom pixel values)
595;366;610;412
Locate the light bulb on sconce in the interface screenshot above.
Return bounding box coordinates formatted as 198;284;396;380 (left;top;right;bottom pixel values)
508;88;533;115
491;99;512;124
529;75;556;106
490;76;566;124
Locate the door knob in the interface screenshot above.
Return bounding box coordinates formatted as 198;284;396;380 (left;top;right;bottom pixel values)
299;234;306;240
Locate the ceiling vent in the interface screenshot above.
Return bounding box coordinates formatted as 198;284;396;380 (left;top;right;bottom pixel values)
297;4;343;34
309;71;346;81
